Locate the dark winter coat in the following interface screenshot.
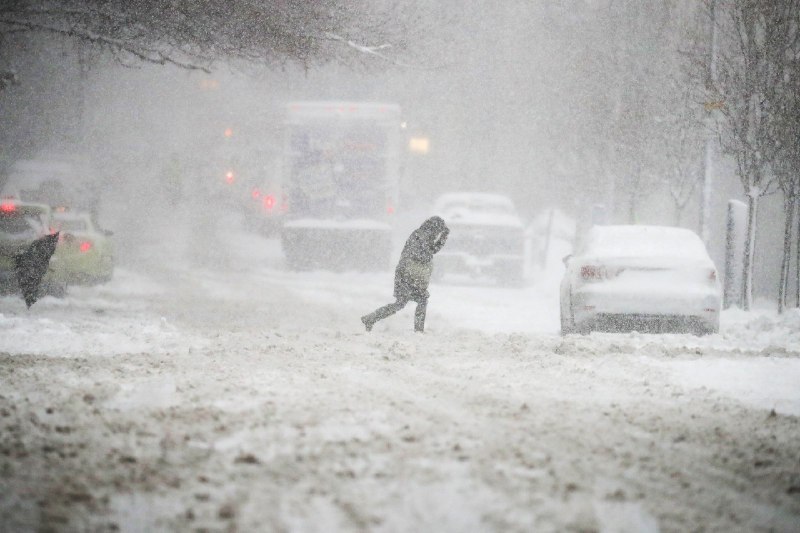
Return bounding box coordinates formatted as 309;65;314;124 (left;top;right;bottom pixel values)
14;232;59;308
394;216;449;301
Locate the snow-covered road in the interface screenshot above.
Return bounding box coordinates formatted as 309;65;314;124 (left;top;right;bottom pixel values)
1;216;799;532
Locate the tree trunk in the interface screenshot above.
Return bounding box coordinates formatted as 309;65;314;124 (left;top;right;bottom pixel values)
796;193;800;308
741;194;758;311
778;186;795;313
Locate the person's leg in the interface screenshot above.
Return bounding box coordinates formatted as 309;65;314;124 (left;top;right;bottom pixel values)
414;297;428;332
362;297;409;331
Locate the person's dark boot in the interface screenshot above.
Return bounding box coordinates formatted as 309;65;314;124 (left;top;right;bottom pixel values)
361;314;374;332
414;301;427;332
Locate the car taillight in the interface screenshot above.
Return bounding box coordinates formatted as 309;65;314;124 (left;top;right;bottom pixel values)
580;265;604;280
80;241;92;253
252;188;261;199
225;171;235;184
387;204;395;214
0;201;15;212
263;194;275;210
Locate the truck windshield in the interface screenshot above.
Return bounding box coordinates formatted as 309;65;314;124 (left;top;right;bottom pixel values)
287;121;388;218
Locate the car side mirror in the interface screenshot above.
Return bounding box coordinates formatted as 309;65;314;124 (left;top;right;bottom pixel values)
562;254;572;266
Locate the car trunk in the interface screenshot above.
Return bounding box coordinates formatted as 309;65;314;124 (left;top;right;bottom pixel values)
579;256;715;288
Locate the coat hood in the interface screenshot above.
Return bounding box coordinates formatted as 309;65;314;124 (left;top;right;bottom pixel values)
419;216;446;235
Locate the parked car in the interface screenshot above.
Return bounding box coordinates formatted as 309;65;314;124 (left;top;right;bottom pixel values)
433;192;525;285
0;199;67;297
560;225;721;335
51;210;114;285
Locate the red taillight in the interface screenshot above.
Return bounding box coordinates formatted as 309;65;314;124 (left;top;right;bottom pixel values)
263;194;275;210
251;188;261;199
225;171;235;184
580;265;604;280
79;241;92;253
0;202;15;213
387;204;395;215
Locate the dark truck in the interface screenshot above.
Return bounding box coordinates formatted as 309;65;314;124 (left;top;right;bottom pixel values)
433;192;526;285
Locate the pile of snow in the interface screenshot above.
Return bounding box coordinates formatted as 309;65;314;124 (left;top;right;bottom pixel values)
661;356;800;416
722;306;800;352
0;268;209;357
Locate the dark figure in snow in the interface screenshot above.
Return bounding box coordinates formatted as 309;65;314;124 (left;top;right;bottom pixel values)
362;216;449;332
14;232;60;308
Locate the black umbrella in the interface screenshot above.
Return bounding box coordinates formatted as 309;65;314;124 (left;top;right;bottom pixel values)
14;232;60;308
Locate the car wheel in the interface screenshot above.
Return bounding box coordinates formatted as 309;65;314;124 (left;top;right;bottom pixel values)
90;273;113;285
694;323;719;336
282;238;311;271
40;281;67;299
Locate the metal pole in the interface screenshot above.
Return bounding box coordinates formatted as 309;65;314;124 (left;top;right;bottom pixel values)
701;142;713;244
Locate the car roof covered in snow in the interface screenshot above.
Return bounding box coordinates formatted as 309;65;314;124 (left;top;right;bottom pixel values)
434;192;522;228
0;199;51;217
582;225;711;260
434;192;514;210
51;210;91;222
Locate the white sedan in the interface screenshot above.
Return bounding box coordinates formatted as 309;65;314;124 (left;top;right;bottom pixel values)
560;225;721;335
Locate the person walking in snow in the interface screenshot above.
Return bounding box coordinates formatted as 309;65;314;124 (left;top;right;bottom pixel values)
361;216;449;332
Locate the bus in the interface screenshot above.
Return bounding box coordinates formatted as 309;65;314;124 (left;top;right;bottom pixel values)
280;101;403;271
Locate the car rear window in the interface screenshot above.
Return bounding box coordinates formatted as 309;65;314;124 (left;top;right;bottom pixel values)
586;227;708;260
0;214;41;236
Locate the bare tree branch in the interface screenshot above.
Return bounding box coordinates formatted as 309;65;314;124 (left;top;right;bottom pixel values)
0;0;434;81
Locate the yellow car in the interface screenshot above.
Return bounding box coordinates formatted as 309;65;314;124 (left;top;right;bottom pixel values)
51;210;115;285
